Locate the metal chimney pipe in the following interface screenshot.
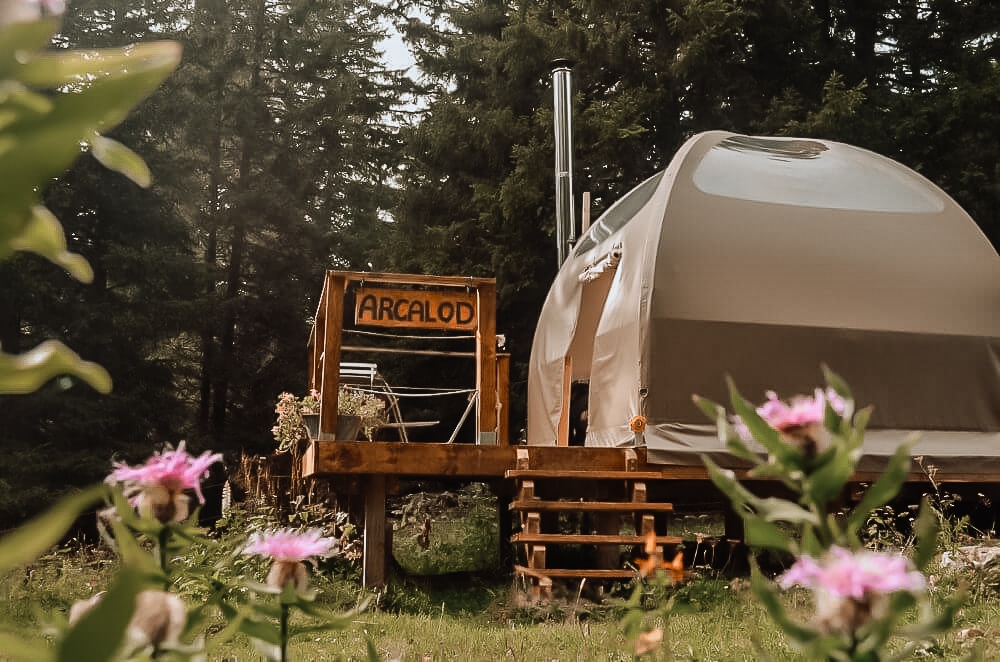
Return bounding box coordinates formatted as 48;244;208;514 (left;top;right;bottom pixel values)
552;59;576;266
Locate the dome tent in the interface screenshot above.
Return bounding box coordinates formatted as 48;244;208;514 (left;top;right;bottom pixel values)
527;131;1000;474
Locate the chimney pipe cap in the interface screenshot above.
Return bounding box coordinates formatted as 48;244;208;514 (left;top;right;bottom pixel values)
550;58;576;71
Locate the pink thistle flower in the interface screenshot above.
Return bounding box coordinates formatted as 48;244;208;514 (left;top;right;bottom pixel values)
779;546;926;633
109;441;222;523
244;528;338;563
731;388;847;457
779;546;925;599
244;528;339;592
757;388;846;433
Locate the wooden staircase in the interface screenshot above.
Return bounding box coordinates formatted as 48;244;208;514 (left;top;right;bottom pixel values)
507;447;682;599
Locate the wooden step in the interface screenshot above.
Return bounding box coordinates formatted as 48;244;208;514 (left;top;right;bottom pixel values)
505;469;665;480
514;565;638;580
511;533;683;545
509;499;674;513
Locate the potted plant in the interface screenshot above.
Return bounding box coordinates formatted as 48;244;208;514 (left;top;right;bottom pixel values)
337;385;387;441
272;386;387;447
272;390;320;452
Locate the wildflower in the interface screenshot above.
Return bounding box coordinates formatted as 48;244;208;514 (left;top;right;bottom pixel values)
69;590;187;650
109;441;223;523
0;0;64;27
635;530;685;582
733;387;847;457
778;546;925;632
634;627;664;656
243;528;339;592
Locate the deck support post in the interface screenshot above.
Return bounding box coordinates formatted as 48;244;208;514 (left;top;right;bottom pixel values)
363;474;387;587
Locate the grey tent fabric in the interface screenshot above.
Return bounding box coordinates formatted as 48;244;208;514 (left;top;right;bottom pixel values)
527;131;1000;472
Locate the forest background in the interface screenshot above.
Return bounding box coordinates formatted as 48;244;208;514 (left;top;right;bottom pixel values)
3;0;999;530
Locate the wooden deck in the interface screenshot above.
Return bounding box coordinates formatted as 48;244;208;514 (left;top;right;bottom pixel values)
302;440;1000;588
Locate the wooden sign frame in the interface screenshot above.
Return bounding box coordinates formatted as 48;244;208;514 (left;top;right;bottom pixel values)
307;271;502;447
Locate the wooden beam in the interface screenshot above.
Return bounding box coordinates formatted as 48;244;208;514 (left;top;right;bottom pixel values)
363;474;387;587
327;270;496;289
308;442;517;478
476;281;498;444
342;345;476;358
497;353;510;446
511;533;683;545
319;274;346;440
302;441;989;485
557;358;571;446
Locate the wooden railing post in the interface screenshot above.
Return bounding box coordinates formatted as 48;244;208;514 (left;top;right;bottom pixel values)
476;281;498;444
319;272;346;440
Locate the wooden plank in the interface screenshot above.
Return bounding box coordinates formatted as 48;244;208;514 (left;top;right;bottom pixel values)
508;500;674;513
362;474;387;587
511;533;683;545
505;470;666;480
515;566;638;580
514;564;555;585
308;441;517;478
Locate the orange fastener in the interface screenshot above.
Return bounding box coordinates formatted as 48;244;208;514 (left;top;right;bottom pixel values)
630;415;647;433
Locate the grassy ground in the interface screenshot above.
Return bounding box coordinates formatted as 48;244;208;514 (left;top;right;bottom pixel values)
9;562;999;660
5;485;1000;660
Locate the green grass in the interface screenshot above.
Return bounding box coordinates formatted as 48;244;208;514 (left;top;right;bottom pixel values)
8;548;1000;661
7;488;1000;661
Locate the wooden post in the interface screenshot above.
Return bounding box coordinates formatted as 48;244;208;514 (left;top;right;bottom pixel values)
319;272;346;440
557;358;571;446
497;353;510;446
494;480;514;570
363;474;387;587
476;281;498;444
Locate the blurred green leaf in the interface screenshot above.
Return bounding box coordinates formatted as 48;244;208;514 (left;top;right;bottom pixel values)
754;497;819;526
90;134;152;187
0;19;58;76
692;394;724;422
10;205;93;281
16;40;182;90
239;616;281;645
0;484;106;571
804;443;857;503
0;339;112;394
912;497;940;571
727;378;803;469
821;364;853;401
743;518;794;552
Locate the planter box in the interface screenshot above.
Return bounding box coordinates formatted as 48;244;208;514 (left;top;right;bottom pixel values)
302;413;362;441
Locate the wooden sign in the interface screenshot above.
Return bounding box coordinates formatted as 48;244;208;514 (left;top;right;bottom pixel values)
355;286;478;331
